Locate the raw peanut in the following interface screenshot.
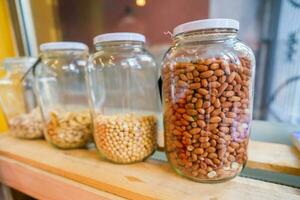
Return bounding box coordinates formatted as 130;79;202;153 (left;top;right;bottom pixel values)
197;64;209;72
176;108;186;114
227;72;236;83
199;136;210;142
204;58;214;65
200;70;214;78
186;109;198;115
190;128;201;134
206;106;214;114
211;139;217;147
210;116;222;123
187;72;193;79
213;99;221;108
214;69;225;76
203;101;211;108
190;83;201;89
207;147;216;153
183;114;194;122
194;147;204;154
178;80;188;87
207;123;218;131
210;63;220;70
201;79;208;87
208;153;218;159
186;65;195;72
198;88;209;95
196;120;206;128
218;82;229;96
179;74;188;81
229;96;241;102
224;91;235;97
210;81;221;88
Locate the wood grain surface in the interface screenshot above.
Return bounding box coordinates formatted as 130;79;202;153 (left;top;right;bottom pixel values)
0;134;299;200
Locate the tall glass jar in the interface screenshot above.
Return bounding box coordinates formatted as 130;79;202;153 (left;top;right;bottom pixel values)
162;19;255;182
0;57;44;139
87;33;161;164
35;42;92;149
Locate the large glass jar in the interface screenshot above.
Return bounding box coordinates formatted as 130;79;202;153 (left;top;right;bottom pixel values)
162;19;255;182
35;42;92;149
0;57;44;139
87;33;161;164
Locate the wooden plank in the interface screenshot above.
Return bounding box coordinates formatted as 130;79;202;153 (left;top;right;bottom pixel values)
0;134;299;200
0;157;125;200
248;140;300;176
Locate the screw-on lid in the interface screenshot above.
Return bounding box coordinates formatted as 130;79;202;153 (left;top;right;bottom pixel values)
93;32;146;44
40;42;88;51
173;18;239;36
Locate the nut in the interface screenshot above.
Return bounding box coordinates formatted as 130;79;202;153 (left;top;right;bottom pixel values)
94;114;157;164
163;56;252;181
46;110;92;149
9;108;43;139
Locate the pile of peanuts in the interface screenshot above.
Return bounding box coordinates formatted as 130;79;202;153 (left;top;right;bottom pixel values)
9;108;43;139
163;56;252;181
46;110;92;149
94;114;157;164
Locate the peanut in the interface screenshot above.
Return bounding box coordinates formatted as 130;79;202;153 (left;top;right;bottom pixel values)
163;56;252;181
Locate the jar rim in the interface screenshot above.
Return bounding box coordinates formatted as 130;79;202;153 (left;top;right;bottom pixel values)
40;42;89;52
93;32;146;45
173;18;239;36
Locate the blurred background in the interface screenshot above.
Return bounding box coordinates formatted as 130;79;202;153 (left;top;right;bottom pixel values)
1;0;300;126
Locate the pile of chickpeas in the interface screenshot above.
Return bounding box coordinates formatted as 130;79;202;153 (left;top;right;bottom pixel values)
93;114;157;164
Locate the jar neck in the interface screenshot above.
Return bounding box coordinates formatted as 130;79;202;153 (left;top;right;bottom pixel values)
95;41;145;51
173;28;238;45
41;49;88;59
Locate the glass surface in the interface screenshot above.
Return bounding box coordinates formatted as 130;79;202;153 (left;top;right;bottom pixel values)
87;40;161;163
35;49;92;149
162;29;255;182
0;57;43;139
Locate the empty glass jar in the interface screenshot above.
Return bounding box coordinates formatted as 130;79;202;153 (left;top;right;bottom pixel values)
162;19;255;182
0;57;44;139
87;33;161;164
35;42;92;149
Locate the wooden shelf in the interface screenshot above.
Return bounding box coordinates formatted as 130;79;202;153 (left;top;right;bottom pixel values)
0;134;299;200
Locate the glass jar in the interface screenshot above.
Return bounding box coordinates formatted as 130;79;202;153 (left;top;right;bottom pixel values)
35;42;92;149
0;57;44;139
87;33;161;164
162;19;255;182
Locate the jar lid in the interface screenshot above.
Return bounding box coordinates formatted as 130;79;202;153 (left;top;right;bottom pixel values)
93;32;146;44
40;42;89;51
173;18;239;36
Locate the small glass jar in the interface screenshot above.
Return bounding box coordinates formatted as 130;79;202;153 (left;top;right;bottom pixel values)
87;33;161;164
162;19;255;182
35;42;92;149
0;57;44;139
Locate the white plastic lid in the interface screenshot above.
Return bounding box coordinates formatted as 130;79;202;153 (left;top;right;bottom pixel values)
93;32;146;44
40;42;88;51
173;18;239;36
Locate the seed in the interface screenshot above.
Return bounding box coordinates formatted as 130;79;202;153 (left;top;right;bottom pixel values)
198;88;209;95
210;116;221;123
200;70;214;78
190;83;201;89
214;69;225;76
194;148;204;154
190;128;201;134
207;171;217;178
